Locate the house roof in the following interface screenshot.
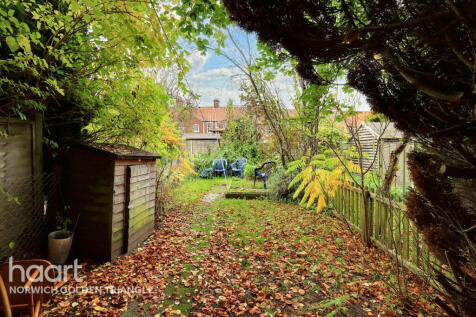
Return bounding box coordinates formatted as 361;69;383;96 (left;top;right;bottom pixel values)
362;122;403;139
345;111;373;127
190;106;253;122
193;107;228;122
71;141;161;159
174;105;297;123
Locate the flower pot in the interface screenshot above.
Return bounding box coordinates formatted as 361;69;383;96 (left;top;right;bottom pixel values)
48;230;73;265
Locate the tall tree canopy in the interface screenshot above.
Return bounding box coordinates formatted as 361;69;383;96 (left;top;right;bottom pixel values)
222;0;476;315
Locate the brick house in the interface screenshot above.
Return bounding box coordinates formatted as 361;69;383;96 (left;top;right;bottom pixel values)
172;99;250;155
171;99;295;155
176;99;232;135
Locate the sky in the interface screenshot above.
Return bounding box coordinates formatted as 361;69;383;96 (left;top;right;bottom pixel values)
185;51;244;107
182;28;296;108
184;28;370;111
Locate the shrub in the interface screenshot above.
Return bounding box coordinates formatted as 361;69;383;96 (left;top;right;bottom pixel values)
267;166;297;201
244;163;256;180
193;152;215;172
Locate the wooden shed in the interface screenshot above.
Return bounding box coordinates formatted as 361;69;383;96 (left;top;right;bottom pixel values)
350;122;413;187
67;142;160;262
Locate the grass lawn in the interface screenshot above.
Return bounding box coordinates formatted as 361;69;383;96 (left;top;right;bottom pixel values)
171;176;257;206
47;177;443;316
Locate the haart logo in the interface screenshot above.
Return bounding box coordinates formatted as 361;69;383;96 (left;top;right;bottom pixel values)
8;257;83;284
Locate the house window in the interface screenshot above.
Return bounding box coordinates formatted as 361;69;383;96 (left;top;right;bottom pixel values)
178;124;184;132
193;124;199;133
265;126;272;136
206;122;214;134
215;121;220;129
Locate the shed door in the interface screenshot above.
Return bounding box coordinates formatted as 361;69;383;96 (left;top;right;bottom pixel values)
123;164;156;253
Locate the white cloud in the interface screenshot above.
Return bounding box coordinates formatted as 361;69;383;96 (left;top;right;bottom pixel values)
184;49;297;107
185;52;243;106
186;51;210;73
190;67;241;82
191;86;241;107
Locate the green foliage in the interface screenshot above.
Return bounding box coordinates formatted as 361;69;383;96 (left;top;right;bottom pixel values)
368;112;389;122
318;294;350;317
0;186;20;205
193;152;215;173
2;0;172;116
267;166;297;201
0;0;228;161
243;163;256;180
193;116;263;172
85;71;177;154
222;116;262;162
56;217;72;232
352;172;409;201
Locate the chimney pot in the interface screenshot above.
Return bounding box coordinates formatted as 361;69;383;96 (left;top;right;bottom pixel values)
213;99;220;108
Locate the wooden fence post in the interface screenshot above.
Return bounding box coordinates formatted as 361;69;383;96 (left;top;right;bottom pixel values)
374;194;380;240
422;241;430;274
359;186;371;244
403;215;410;260
411;223;420;267
387;203;393;249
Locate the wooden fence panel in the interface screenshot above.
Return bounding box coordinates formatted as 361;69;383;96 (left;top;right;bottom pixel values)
0;117;45;261
332;183;445;281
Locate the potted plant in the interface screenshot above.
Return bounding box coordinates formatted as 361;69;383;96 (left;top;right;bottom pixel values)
48;216;73;265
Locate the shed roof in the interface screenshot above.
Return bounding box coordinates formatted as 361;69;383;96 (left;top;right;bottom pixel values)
71;141;161;160
362;122;403;139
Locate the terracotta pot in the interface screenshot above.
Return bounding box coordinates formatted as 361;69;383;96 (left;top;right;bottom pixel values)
48;231;73;265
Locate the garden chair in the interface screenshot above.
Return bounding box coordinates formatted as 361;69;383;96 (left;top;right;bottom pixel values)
230;158;247;178
212;159;228;177
0;259;66;317
254;161;276;189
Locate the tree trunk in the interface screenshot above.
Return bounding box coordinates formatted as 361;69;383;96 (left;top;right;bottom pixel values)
382;133;410;196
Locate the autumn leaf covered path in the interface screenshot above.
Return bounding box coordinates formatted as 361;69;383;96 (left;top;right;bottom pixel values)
47;180;442;316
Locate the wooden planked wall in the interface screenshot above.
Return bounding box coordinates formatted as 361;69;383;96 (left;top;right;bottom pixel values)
68;147;115;262
185;139;219;155
379;140;413;188
0;120;34;181
0;117;43;260
350;125;380;171
111;160;156;259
